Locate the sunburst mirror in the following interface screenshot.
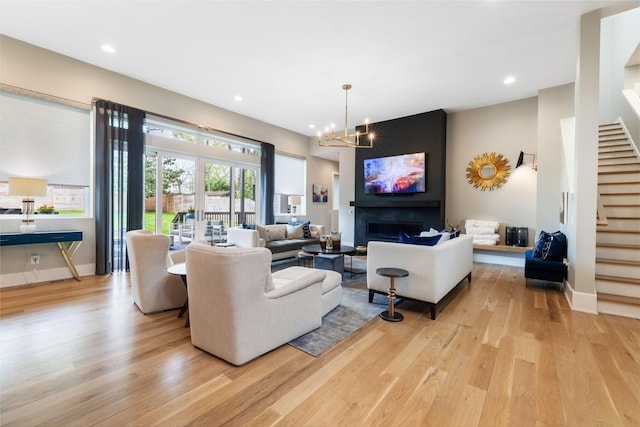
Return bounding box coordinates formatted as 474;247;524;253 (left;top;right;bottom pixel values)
466;152;511;191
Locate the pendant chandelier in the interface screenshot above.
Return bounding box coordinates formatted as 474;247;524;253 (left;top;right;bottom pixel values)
317;84;374;148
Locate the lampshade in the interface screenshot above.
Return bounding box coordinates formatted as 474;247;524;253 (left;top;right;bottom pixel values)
515;151;537;171
289;195;302;205
8;177;48;196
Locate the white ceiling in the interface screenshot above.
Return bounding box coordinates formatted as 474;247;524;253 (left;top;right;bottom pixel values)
0;1;633;138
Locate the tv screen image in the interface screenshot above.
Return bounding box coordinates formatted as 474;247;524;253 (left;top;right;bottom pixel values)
364;152;426;194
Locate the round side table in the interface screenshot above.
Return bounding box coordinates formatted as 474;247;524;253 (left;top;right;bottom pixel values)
376;267;409;322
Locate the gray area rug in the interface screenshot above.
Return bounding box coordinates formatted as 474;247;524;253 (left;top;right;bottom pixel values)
344;256;367;274
288;286;395;357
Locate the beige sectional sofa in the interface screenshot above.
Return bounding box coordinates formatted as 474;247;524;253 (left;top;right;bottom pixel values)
227;223;325;261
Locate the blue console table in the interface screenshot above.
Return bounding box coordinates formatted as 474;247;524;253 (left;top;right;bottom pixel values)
0;230;83;281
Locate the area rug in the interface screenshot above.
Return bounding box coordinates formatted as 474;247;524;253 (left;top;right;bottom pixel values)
288;285;396;357
344;255;367;274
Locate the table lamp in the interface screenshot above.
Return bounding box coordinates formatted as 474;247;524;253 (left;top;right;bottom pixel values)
8;177;48;233
289;195;302;222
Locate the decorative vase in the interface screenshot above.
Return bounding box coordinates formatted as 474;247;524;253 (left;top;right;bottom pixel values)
516;227;529;247
330;231;341;249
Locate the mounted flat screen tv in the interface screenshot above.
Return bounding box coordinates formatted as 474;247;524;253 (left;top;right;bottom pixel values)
364;152;426;194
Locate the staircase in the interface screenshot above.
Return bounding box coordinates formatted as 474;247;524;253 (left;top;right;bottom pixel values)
596;122;640;319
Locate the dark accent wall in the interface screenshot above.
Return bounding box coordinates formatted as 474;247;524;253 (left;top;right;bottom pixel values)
353;109;447;245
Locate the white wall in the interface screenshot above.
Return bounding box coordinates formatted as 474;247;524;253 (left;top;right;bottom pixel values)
537;83;575;234
446;97;538;241
600;7;640;142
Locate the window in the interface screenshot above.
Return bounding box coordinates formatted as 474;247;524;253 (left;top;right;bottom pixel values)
144;118;261;241
0;90;92;216
274;152;306;216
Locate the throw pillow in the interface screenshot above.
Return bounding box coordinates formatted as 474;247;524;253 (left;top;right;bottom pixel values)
532;231;566;261
286;224;304;239
542;231;566;261
302;222;312;238
266;225;287;242
256;224;268;242
419;228;440;237
437;231;450;244
399;232;441;246
242;223;256;229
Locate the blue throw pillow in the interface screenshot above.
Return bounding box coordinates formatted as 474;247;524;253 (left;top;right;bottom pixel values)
532;231;550;258
302;221;312;238
533;231;566;261
398;232;441;246
242;223;256;229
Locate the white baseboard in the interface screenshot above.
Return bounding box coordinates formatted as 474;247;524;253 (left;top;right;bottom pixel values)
564;279;598;314
0;263;95;288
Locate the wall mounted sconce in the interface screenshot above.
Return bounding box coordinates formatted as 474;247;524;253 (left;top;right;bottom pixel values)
8;177;48;233
516;151;537;171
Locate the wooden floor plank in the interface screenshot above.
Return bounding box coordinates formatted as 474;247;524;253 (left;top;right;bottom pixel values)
1;265;639;426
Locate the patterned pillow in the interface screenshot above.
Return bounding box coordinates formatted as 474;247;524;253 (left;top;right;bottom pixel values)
256;224;268;242
265;225;287;242
302;222;312;238
533;231;566;261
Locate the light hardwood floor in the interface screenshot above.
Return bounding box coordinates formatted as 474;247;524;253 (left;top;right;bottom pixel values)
1;263;639;426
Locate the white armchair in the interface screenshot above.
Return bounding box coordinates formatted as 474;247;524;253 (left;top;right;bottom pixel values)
186;242;327;365
125;230;188;314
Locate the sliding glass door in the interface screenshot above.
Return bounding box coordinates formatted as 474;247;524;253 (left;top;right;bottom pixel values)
143;117;261;248
145;151;258;248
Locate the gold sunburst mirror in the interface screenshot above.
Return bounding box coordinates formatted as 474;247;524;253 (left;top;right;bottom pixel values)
466;152;511;191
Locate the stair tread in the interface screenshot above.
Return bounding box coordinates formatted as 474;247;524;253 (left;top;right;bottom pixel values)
597;293;640;306
596;257;640;266
607;215;640;221
597;229;640;234
596;274;640;285
596;243;640;250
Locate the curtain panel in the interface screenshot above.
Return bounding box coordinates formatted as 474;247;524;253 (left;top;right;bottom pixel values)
260;142;275;225
95;100;145;275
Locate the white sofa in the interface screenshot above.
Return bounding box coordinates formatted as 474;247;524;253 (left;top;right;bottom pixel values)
227;224;325;261
367;234;473;319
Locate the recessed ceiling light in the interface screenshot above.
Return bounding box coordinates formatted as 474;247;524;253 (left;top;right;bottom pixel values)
504;76;516;85
234;95;243;102
101;44;116;54
309;124;315;129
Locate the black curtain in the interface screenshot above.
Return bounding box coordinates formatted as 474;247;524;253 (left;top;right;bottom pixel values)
95;100;145;275
260;142;275;225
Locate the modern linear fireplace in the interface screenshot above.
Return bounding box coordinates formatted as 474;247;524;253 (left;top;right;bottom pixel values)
367;221;423;241
353;109;447;246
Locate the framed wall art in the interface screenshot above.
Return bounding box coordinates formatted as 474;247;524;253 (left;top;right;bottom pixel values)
312;184;328;203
